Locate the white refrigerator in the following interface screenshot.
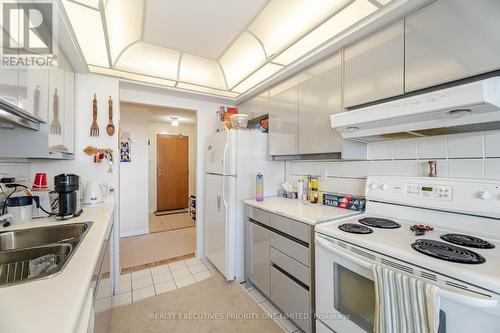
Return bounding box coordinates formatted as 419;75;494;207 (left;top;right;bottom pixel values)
204;130;284;282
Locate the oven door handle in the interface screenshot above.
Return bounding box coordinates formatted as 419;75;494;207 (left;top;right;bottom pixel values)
436;288;498;308
315;235;372;270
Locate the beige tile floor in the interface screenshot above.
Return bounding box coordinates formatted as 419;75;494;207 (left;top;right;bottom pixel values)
109;261;297;333
148;212;195;233
111;257;217;307
120;227;196;270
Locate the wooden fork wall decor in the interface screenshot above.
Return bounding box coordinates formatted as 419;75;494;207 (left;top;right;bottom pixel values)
90;94;99;137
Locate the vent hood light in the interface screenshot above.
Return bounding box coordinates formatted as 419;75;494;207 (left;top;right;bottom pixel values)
331;77;500;141
273;0;377;65
448;109;471;118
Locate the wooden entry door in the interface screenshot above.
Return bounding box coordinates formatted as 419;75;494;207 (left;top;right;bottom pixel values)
157;134;189;211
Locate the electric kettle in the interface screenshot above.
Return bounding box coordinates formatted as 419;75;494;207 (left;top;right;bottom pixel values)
83;181;109;205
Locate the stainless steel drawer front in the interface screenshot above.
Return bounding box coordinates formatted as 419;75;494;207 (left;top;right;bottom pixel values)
270;214;310;243
271;265;311;333
270;247;309;286
270;231;309;267
247;207;270;225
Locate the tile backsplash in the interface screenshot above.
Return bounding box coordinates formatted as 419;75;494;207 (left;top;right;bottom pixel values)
286;131;500;196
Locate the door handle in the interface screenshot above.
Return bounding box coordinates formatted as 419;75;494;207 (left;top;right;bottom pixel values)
217;196;221;211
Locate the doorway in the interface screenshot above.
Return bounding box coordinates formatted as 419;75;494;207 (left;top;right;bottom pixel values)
119;101;197;273
156;134;189;212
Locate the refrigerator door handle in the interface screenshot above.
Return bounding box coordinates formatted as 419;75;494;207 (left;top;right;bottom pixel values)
217;195;221;211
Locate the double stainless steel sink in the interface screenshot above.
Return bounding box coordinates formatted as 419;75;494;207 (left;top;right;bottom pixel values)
0;222;92;287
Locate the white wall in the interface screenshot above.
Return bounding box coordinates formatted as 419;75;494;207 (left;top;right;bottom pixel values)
286;131;500;196
30;73;120;192
119;103;150;236
120;85;224;258
148;122;196;213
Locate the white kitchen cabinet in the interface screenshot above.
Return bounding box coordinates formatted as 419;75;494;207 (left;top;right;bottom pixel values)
238;92;268;120
0;69;19;107
298;53;343;154
268;76;299;156
48;52;66;152
405;0;500;92
18;68;50;121
64;59;75;154
344;21;404;108
248;222;271;297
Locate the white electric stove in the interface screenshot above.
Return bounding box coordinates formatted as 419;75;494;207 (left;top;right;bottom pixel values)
314;176;500;333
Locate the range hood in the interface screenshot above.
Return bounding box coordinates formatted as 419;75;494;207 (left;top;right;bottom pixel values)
0;98;44;131
331;77;500;142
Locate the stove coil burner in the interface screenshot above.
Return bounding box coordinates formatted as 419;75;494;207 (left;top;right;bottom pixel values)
338;223;373;234
411;239;486;264
441;234;495;249
359;217;401;229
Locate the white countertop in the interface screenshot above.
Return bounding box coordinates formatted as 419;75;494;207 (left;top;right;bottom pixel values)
243;197;361;225
0;203;114;333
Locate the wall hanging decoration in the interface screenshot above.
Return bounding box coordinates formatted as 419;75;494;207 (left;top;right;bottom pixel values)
120;132;131;162
90;94;99;137
83;146;114;172
106;96;115;136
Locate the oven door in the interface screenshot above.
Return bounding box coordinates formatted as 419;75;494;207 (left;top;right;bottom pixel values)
315;234;375;333
315;234;500;333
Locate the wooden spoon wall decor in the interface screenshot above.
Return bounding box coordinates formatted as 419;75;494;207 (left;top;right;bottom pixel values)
106;96;115;136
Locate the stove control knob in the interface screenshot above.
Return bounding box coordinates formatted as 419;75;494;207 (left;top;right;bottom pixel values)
478;190;493;201
370;183;378;190
381;184;390;191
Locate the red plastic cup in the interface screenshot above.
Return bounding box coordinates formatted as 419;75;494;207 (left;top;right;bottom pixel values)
33;172;48;188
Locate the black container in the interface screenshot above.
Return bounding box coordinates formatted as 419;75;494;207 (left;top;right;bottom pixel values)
54;174;80;218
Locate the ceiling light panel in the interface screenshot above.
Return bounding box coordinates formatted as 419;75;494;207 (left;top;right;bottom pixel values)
219;32;267;88
105;0;144;63
273;0;377;65
62;1;109;67
177;83;239;98
179;54;226;89
232;63;283;93
70;0;100;10
248;0;349;57
115;42;180;80
88;65;176;86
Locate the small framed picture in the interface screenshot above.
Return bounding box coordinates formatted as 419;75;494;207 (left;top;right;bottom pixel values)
120;138;131;162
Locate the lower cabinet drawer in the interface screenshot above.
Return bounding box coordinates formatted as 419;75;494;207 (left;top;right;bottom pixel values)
270;265;311;333
270;231;309;267
270;247;309;287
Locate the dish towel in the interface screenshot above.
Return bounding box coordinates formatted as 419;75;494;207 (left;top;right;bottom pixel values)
373;264;440;333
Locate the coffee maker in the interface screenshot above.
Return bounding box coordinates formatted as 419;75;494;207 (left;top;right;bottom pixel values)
54;174;82;219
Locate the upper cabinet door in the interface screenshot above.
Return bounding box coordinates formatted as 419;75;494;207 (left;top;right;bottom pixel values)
63;59;75;153
344;21;404;108
239;93;269;120
268;76;299;156
405;0;500;92
298;53;343;154
48;52;66;151
18;69;49;121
